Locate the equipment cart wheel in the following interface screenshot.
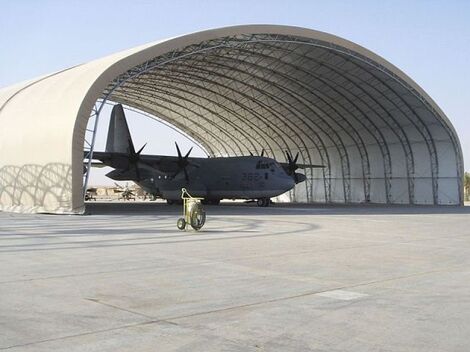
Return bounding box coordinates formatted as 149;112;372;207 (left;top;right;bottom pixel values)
178;188;206;231
177;218;186;230
190;203;206;231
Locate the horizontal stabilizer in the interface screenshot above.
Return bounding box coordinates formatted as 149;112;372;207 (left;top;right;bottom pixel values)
83;161;107;168
106;167;153;181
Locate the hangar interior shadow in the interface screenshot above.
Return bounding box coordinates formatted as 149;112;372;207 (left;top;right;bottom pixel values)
0;211;321;254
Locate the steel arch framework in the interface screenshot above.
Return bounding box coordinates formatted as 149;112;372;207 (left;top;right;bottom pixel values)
90;32;462;205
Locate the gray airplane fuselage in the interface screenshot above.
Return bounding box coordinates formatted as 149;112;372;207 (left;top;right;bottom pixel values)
133;156;295;201
88;104;310;203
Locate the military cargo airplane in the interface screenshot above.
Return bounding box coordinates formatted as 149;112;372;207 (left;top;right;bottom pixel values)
85;104;323;206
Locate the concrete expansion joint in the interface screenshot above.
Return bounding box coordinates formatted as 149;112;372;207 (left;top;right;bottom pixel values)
0;304;178;351
84;297;153;319
153;266;464;323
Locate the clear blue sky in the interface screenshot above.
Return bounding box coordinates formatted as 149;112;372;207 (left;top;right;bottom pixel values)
1;0;469;185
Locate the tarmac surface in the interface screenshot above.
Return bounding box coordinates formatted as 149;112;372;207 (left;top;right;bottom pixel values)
1;202;470;351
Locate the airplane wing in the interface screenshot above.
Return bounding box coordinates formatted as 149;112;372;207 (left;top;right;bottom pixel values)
139;154;184;173
279;162;325;169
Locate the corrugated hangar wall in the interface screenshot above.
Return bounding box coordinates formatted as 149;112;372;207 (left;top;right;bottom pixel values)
0;25;464;214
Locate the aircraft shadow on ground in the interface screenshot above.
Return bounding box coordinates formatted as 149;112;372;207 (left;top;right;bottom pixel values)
0;216;321;253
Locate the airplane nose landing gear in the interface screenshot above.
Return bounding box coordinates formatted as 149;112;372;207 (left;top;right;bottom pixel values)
257;198;270;207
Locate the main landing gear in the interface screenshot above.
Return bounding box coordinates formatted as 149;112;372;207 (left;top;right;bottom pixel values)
257;198;270;207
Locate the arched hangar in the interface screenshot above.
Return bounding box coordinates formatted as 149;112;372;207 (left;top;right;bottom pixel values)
0;25;464;214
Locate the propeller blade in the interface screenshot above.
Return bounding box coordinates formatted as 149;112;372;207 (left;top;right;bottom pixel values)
171;142;198;181
135;165;141;181
261;149;265;157
293;152;299;164
175;142;182;159
286;150;292;164
284;150;301;176
249;151;254;156
184;147;193;159
137;143;147;155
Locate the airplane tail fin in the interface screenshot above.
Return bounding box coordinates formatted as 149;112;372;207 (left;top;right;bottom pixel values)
105;104;134;154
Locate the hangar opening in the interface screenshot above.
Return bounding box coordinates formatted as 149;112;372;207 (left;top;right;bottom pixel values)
0;25;464;214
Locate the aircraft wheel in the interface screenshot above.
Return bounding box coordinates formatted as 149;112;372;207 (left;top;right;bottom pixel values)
167;199;174;205
190;203;206;231
257;198;270;207
177;218;186;230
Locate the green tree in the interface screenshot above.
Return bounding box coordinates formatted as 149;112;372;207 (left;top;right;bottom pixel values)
465;172;470;201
